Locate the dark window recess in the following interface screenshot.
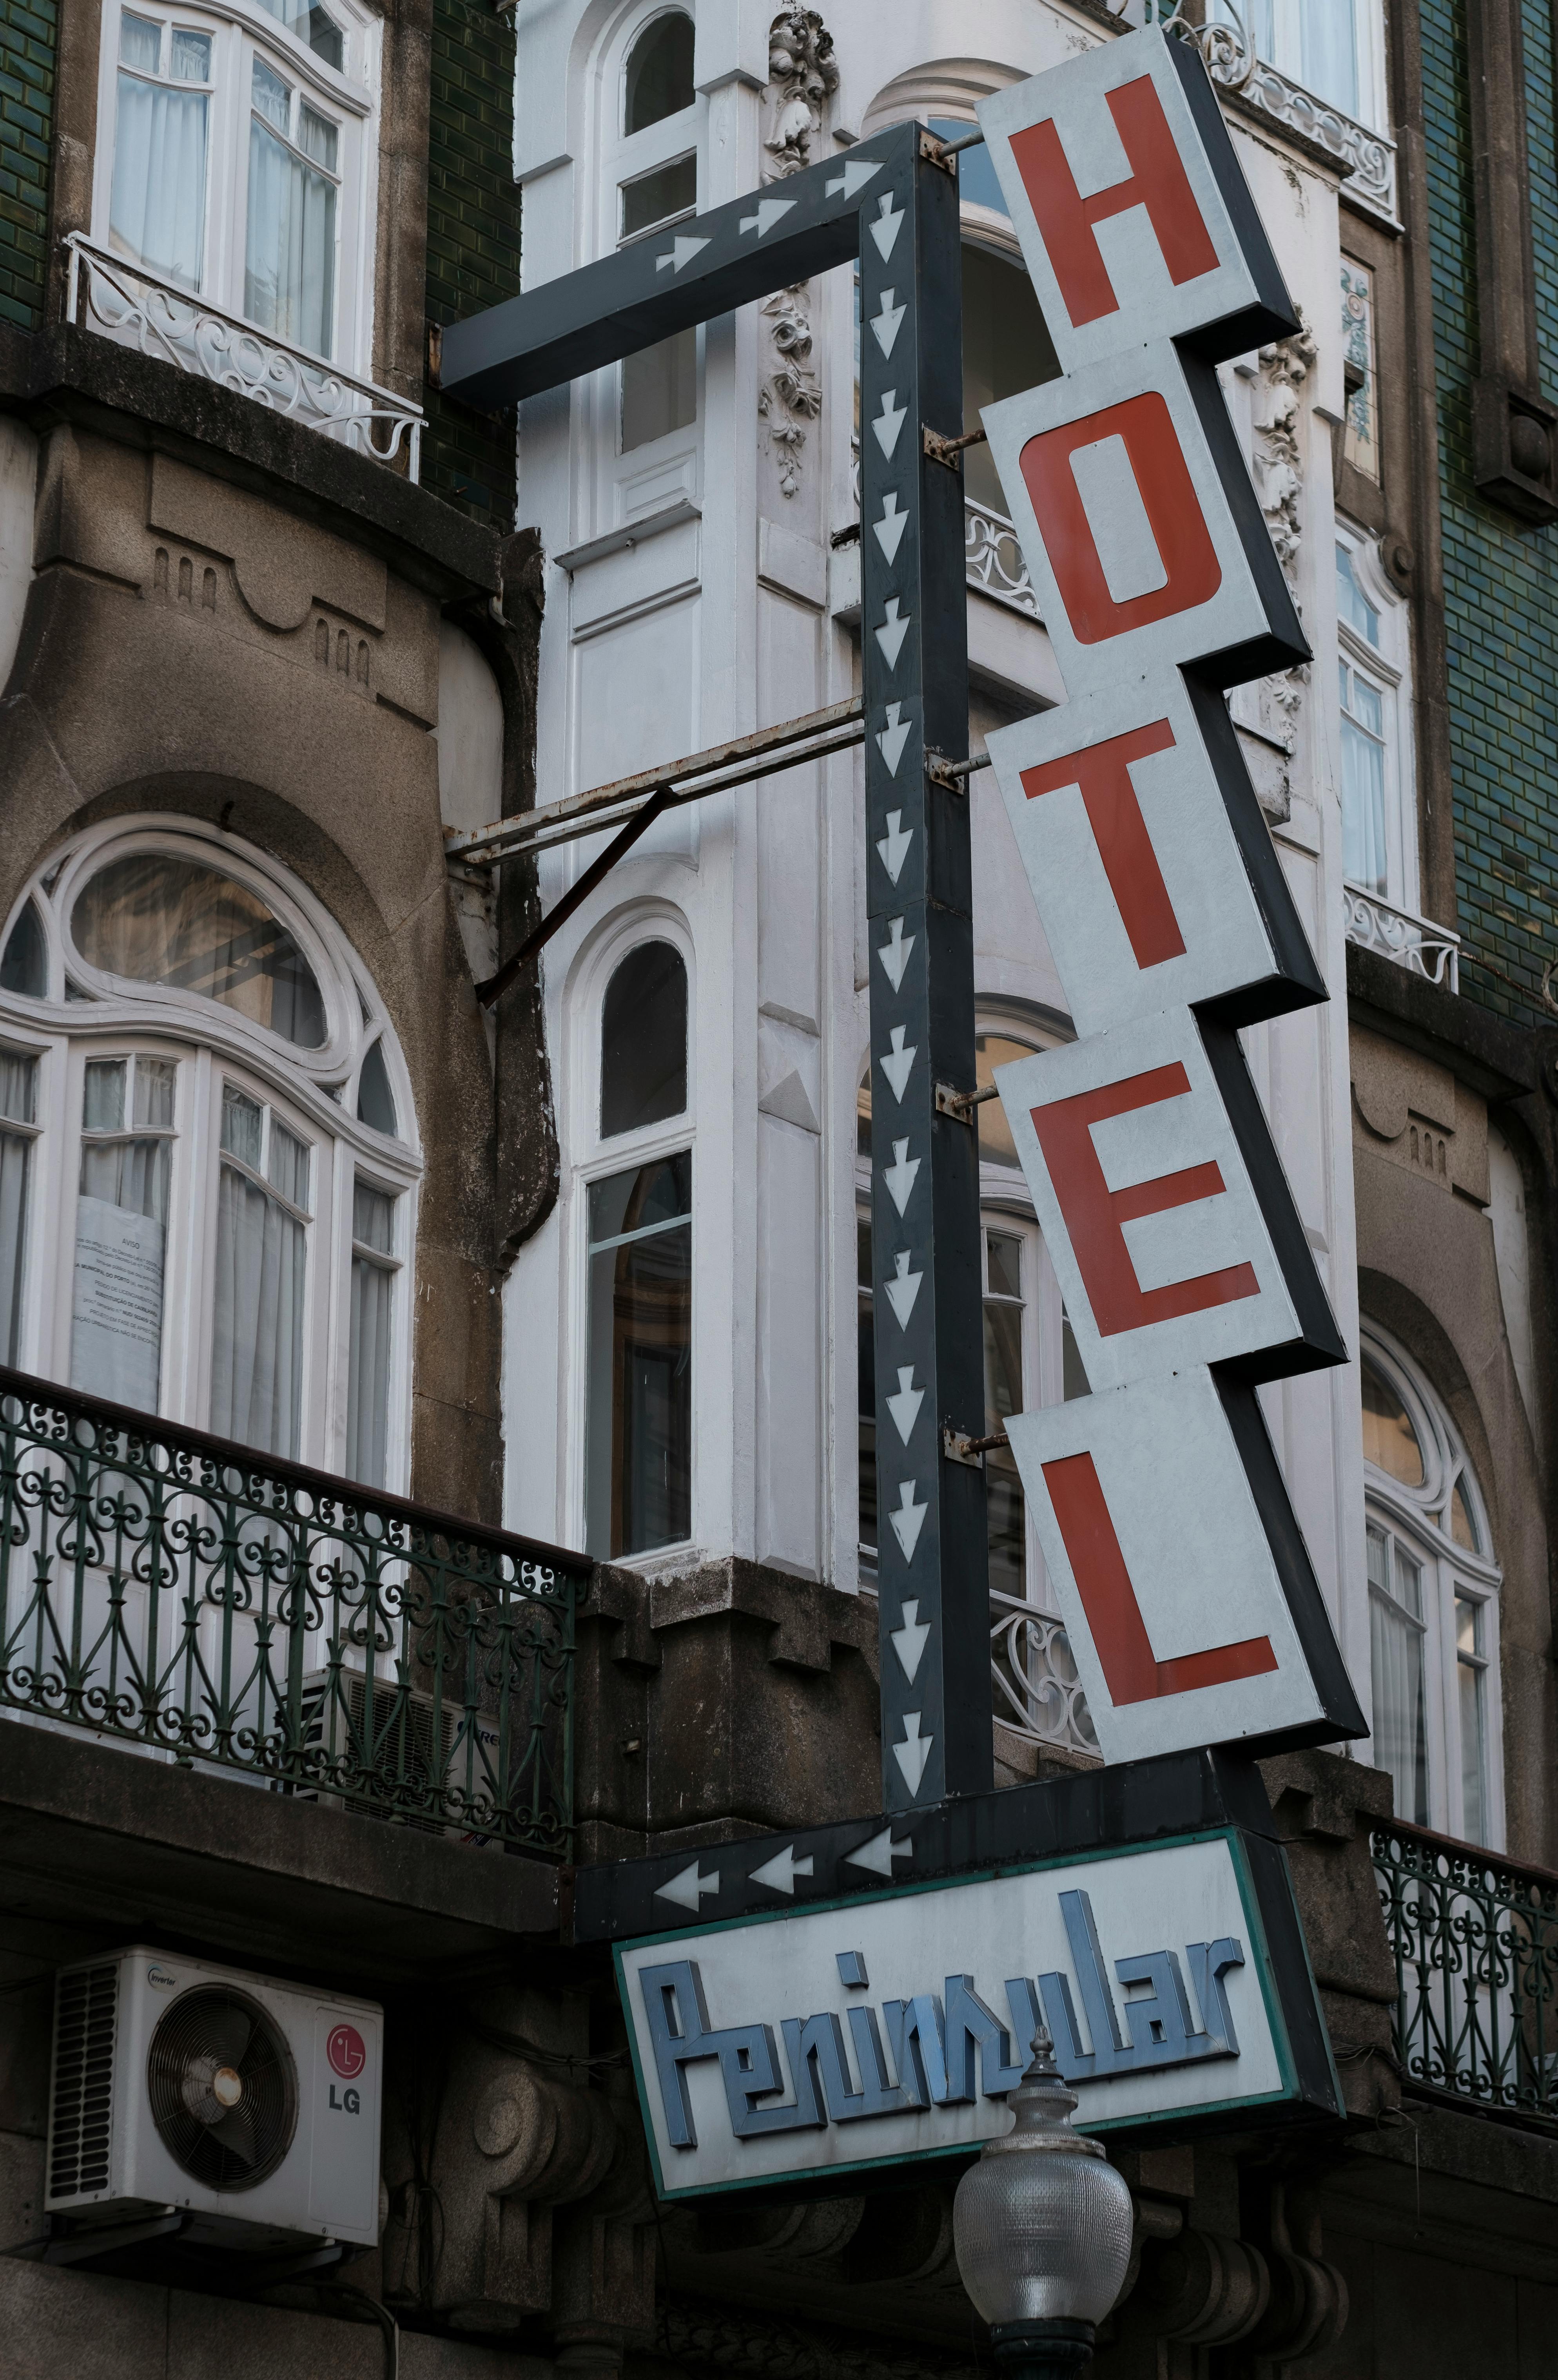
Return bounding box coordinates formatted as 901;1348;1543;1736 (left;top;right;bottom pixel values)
624;10;695;134
961;242;1060;516
586;1152;692;1558
0;900;46;997
600;941;688;1137
621;151;696;239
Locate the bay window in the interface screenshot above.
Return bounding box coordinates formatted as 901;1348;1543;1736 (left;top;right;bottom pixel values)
0;822;417;1490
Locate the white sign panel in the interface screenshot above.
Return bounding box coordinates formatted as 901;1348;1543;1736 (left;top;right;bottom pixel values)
618;1832;1302;2200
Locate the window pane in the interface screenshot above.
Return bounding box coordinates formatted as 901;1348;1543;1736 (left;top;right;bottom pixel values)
73;856;326;1045
984;1292;1025;1601
252;56;290;128
1391;1540;1423;1620
0;900;46;996
1347;674;1384;736
624;10;694;133
353;1180;394;1253
119;10;160;67
347;1210;394;1490
585;1158;692;1557
72;1118;171;1413
134;1056;177;1129
111;63;208;290
1456;1596;1487;1842
1450;1476;1480;1552
986;1230;1022;1302
927;119;1009;217
961;243;1059;515
0;1128;30;1364
247;101;337;357
1361;1360;1425;1485
973;1034;1034;1168
600;942;687;1137
299;101;337;172
221;1082;263;1168
170;28;210;80
1336;542;1380;645
1061;1307;1090;1400
1340;709;1388;893
211;1157;307;1458
1368;1527;1428;1825
267;1121;310;1210
620;152;696;239
356;1038;398;1136
1301;0;1359;117
254;0;343;67
0;1049;36;1125
622;328;696;451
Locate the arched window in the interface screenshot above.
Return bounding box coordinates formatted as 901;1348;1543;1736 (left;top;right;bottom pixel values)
0;821;418;1489
1361;1326;1503;1845
583;933;692;1560
624;8;693;132
606;7;699;454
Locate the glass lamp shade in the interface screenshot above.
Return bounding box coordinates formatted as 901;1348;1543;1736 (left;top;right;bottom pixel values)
953;2031;1135;2326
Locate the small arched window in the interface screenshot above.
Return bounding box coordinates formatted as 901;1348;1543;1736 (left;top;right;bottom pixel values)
1361;1327;1502;1845
600;939;687;1137
71;851;328;1046
624;9;693;134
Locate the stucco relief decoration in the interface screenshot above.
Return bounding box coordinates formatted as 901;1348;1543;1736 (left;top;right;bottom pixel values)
1235;320;1317;795
970;25;1365;1763
757;11;838;494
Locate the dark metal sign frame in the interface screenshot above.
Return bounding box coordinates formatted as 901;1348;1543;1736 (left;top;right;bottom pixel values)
441;123;992;1813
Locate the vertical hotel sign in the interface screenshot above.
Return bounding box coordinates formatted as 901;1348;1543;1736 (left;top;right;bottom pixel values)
974;31;1365;1762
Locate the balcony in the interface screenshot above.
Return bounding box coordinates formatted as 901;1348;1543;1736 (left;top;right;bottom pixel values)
65;234;424;478
1343;882;1461;994
0;1368;583;1857
989;1589;1098;1759
964;496;1040;620
1373;1819;1558;2124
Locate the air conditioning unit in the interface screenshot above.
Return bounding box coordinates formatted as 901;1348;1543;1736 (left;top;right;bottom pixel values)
45;1947;382;2249
296;1667;505;1847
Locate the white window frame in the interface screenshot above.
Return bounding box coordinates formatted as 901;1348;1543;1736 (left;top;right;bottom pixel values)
1360;1322;1505;1849
91;0;381;379
1336;518;1418;916
0;817;419;1490
565;907;696;1566
583;0;703;526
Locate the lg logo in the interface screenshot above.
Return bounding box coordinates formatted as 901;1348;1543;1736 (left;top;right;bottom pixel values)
327;2021;366;2116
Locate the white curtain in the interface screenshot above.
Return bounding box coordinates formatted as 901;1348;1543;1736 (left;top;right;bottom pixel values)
70;1140;171;1413
245;78;337;359
1340;678;1389;894
0;1130;29;1366
1368;1527;1429;1824
110;69;208;291
346;1253;392;1488
210;1163;307;1458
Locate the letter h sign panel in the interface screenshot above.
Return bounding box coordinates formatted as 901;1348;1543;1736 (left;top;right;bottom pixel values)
973;29;1366;1764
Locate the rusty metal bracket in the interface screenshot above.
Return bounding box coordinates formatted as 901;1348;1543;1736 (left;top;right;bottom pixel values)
935;1080;1000;1123
923;423;990;473
925;750;993;792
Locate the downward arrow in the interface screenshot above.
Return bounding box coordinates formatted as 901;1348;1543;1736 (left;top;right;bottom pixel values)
656;235;711;273
890;1597;930;1681
739;198;796;237
884;1249;921;1328
869;287;906;359
874;598;911;669
868;193;905;261
893;1711;934;1795
877;702;912;776
882;1138;920;1216
655;1860;719;1912
748;1842;815;1895
886;1366;924;1443
879;1024;916;1101
826;159;884;199
887;1478;927;1560
871;389;907;458
876;915;914;991
876;811;913;883
845;1825;913;1877
872;491;909;563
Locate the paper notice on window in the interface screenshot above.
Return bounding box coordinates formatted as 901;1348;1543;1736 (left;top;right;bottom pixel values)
70;1195;166;1412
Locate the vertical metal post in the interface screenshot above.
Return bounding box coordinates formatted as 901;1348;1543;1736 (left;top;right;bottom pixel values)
860;127;992;1810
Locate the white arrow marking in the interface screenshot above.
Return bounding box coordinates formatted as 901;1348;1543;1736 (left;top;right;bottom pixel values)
876;915;914;992
871;388;907;459
868;192;905;261
875;597;911;670
739;197;796;237
872;490;909;563
880;1024;916;1102
893;1712;934;1796
748;1842;815;1895
887;1478;927;1559
826;159;884;199
845;1825;913;1877
884;1249;922;1328
877;701;912;776
876;811;913;884
656;234;711;273
886;1366;924;1444
882;1138;920;1216
869;286;906;359
890;1597;930;1682
655;1860;719;1912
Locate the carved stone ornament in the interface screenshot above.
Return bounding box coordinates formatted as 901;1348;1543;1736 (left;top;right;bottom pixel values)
1229;320;1317;816
757;12;838;494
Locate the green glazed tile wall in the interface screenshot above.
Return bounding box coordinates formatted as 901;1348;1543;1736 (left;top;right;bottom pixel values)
1420;0;1558;1021
0;0;55;331
423;0;520;528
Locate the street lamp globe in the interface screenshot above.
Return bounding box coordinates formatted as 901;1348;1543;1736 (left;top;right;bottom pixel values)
952;2025;1135;2378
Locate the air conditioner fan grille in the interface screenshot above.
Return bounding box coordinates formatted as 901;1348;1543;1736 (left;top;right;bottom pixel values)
147;1985;297;2192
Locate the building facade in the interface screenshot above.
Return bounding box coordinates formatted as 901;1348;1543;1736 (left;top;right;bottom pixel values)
0;0;1553;2376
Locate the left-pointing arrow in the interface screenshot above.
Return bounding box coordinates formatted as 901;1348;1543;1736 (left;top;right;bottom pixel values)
655;1860;719;1911
748;1843;816;1895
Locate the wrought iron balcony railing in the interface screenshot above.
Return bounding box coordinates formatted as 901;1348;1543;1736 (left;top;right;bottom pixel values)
1373;1819;1558;2124
65;235;424;478
1343;883;1461;993
990;1590;1099;1759
0;1369;583;1856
